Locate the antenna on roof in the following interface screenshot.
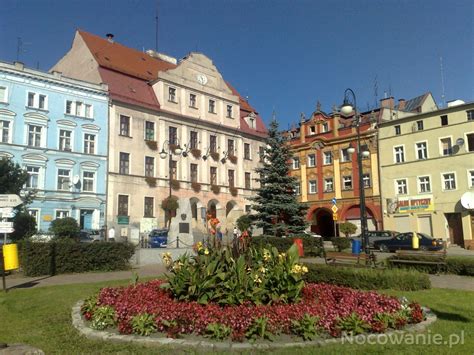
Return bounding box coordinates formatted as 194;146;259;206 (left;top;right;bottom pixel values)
373;75;378;108
155;0;159;51
440;56;446;108
16;37;31;61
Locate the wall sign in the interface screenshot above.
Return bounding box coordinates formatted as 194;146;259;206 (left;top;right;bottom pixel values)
397;195;434;213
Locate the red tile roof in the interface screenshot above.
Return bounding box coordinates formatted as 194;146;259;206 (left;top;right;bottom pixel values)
78;30;176;81
99;68;160;111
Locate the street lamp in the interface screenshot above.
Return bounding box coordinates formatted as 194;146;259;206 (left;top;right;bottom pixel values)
341;88;370;255
160;140;183;227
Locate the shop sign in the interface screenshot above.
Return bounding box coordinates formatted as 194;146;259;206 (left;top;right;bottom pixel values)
397;195;434;213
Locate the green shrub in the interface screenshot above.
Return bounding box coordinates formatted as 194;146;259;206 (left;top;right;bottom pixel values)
251;236;323;257
447;257;474;276
291;313;320;340
245;316;273;341
337;312;370;335
339;222;357;237
205;323;232;340
303;263;431;291
18;241;135;276
331;237;351;252
90;305;116;330
49;217;80;238
387;255;474;276
131;313;157;336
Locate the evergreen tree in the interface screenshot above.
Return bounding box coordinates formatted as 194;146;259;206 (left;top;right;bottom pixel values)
250;119;308;237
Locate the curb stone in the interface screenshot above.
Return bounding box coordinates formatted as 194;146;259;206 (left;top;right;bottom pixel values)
72;301;437;350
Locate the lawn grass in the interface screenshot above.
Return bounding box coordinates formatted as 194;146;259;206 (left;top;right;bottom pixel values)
0;279;472;354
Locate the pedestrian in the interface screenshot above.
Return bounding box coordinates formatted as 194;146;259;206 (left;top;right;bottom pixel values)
108;226;115;242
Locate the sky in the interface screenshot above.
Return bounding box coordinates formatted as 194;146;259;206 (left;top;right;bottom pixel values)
1;0;473;128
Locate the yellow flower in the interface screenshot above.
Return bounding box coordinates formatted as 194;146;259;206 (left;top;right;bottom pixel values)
259;266;267;274
302;266;308;274
204;248;209;255
253;275;262;284
291;264;302;274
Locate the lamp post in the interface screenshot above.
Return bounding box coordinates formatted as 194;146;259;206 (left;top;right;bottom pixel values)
159;140;183;227
341;88;370;255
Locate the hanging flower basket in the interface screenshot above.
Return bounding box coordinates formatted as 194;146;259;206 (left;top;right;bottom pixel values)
210;151;219;161
145;176;157;187
228;154;238;164
161;195;179;212
210;184;220;194
145;140;158;150
171;179;180;190
191;182;201;192
229;186;238;196
190;148;201;159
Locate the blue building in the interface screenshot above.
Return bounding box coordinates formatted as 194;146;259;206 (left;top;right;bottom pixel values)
0;61;109;232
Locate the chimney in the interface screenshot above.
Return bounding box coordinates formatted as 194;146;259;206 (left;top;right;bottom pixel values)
398;99;406;110
13;61;24;70
106;33;114;43
332;112;340;138
380;97;394;109
300;113;306;143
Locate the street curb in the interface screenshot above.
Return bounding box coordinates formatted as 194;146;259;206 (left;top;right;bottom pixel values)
72;301;437;350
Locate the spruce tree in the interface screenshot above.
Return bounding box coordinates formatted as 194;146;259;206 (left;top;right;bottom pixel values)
250;119;308;237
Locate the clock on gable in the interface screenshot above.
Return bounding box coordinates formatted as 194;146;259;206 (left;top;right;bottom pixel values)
196;73;208;85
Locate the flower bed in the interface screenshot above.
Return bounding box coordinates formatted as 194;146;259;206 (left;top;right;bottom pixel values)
81;281;424;341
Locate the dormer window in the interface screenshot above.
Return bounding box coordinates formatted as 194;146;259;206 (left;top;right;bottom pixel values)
322;122;329;133
310;126;316;134
168;87;177;102
246;112;256;129
226;105;233;118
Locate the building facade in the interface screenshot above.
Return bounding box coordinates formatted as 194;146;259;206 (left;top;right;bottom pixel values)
378;101;474;248
0;61;109;232
52;30;267;244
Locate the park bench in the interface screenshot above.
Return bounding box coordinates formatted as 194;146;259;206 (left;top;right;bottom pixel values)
324;251;377;268
390;249;447;274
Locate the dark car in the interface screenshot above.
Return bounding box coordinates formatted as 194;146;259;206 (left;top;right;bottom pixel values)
148;229;168;248
351;230;398;248
373;232;444;252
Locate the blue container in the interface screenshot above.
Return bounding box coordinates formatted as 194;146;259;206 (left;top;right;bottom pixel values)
351;239;361;255
148;229;168;248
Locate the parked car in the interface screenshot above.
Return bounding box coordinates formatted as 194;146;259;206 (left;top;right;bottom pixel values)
351;230;398;248
303;230;322;238
148;229;168;248
373;232;444;252
79;230;104;243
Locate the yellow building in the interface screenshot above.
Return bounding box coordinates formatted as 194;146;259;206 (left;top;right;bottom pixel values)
378;101;474;248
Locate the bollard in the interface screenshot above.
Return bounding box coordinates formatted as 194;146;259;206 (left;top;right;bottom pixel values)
176;235;180;248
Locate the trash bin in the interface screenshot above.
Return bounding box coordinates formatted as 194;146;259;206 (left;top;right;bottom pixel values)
148;229;168;248
293;238;304;257
412;232;419;249
351;239;361;255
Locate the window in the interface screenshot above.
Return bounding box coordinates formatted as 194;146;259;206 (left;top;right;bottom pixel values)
57;169;71;190
342;176;352;190
0;120;10;143
341;148;351;162
416;120;424;131
245;205;251;213
190;131;198;149
83;171;95;192
322;122;329;132
190;164;198;182
226;105;232;118
395;125;401;135
323;151;332;165
55;210;69;219
310;126;316;134
27;92;47;110
84;134;96;154
170;160;177;180
145;156;154;177
66;100;72;114
0;86;6;102
28;125;42;147
168;87;176;102
209;99;215;113
307;154;316;167
415;142;428;160
394;146;405;163
75;101;83;116
244;143;251;160
467;110;474;121
396;179;408;195
363;173;371;188
228;169;235;187
119;115;130;136
245;172;251;189
259;146;265;162
210;135;217;153
66;100;93;118
189;93;196;108
308;180;317;194
85;104;92;118
28;209;39;226
118;195;129;216
440;138;452;156
144;197;154;217
442;173;456;190
324;177;333;192
119;152;130;174
294;182;301;195
292;157;300;169
169;126;177;145
210;167;217;185
468;170;474;188
467;133;474;152
418;176;431;193
26;166;39;188
145;121;155;141
227;139;235;155
59;129;72;151
440;115;448;126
